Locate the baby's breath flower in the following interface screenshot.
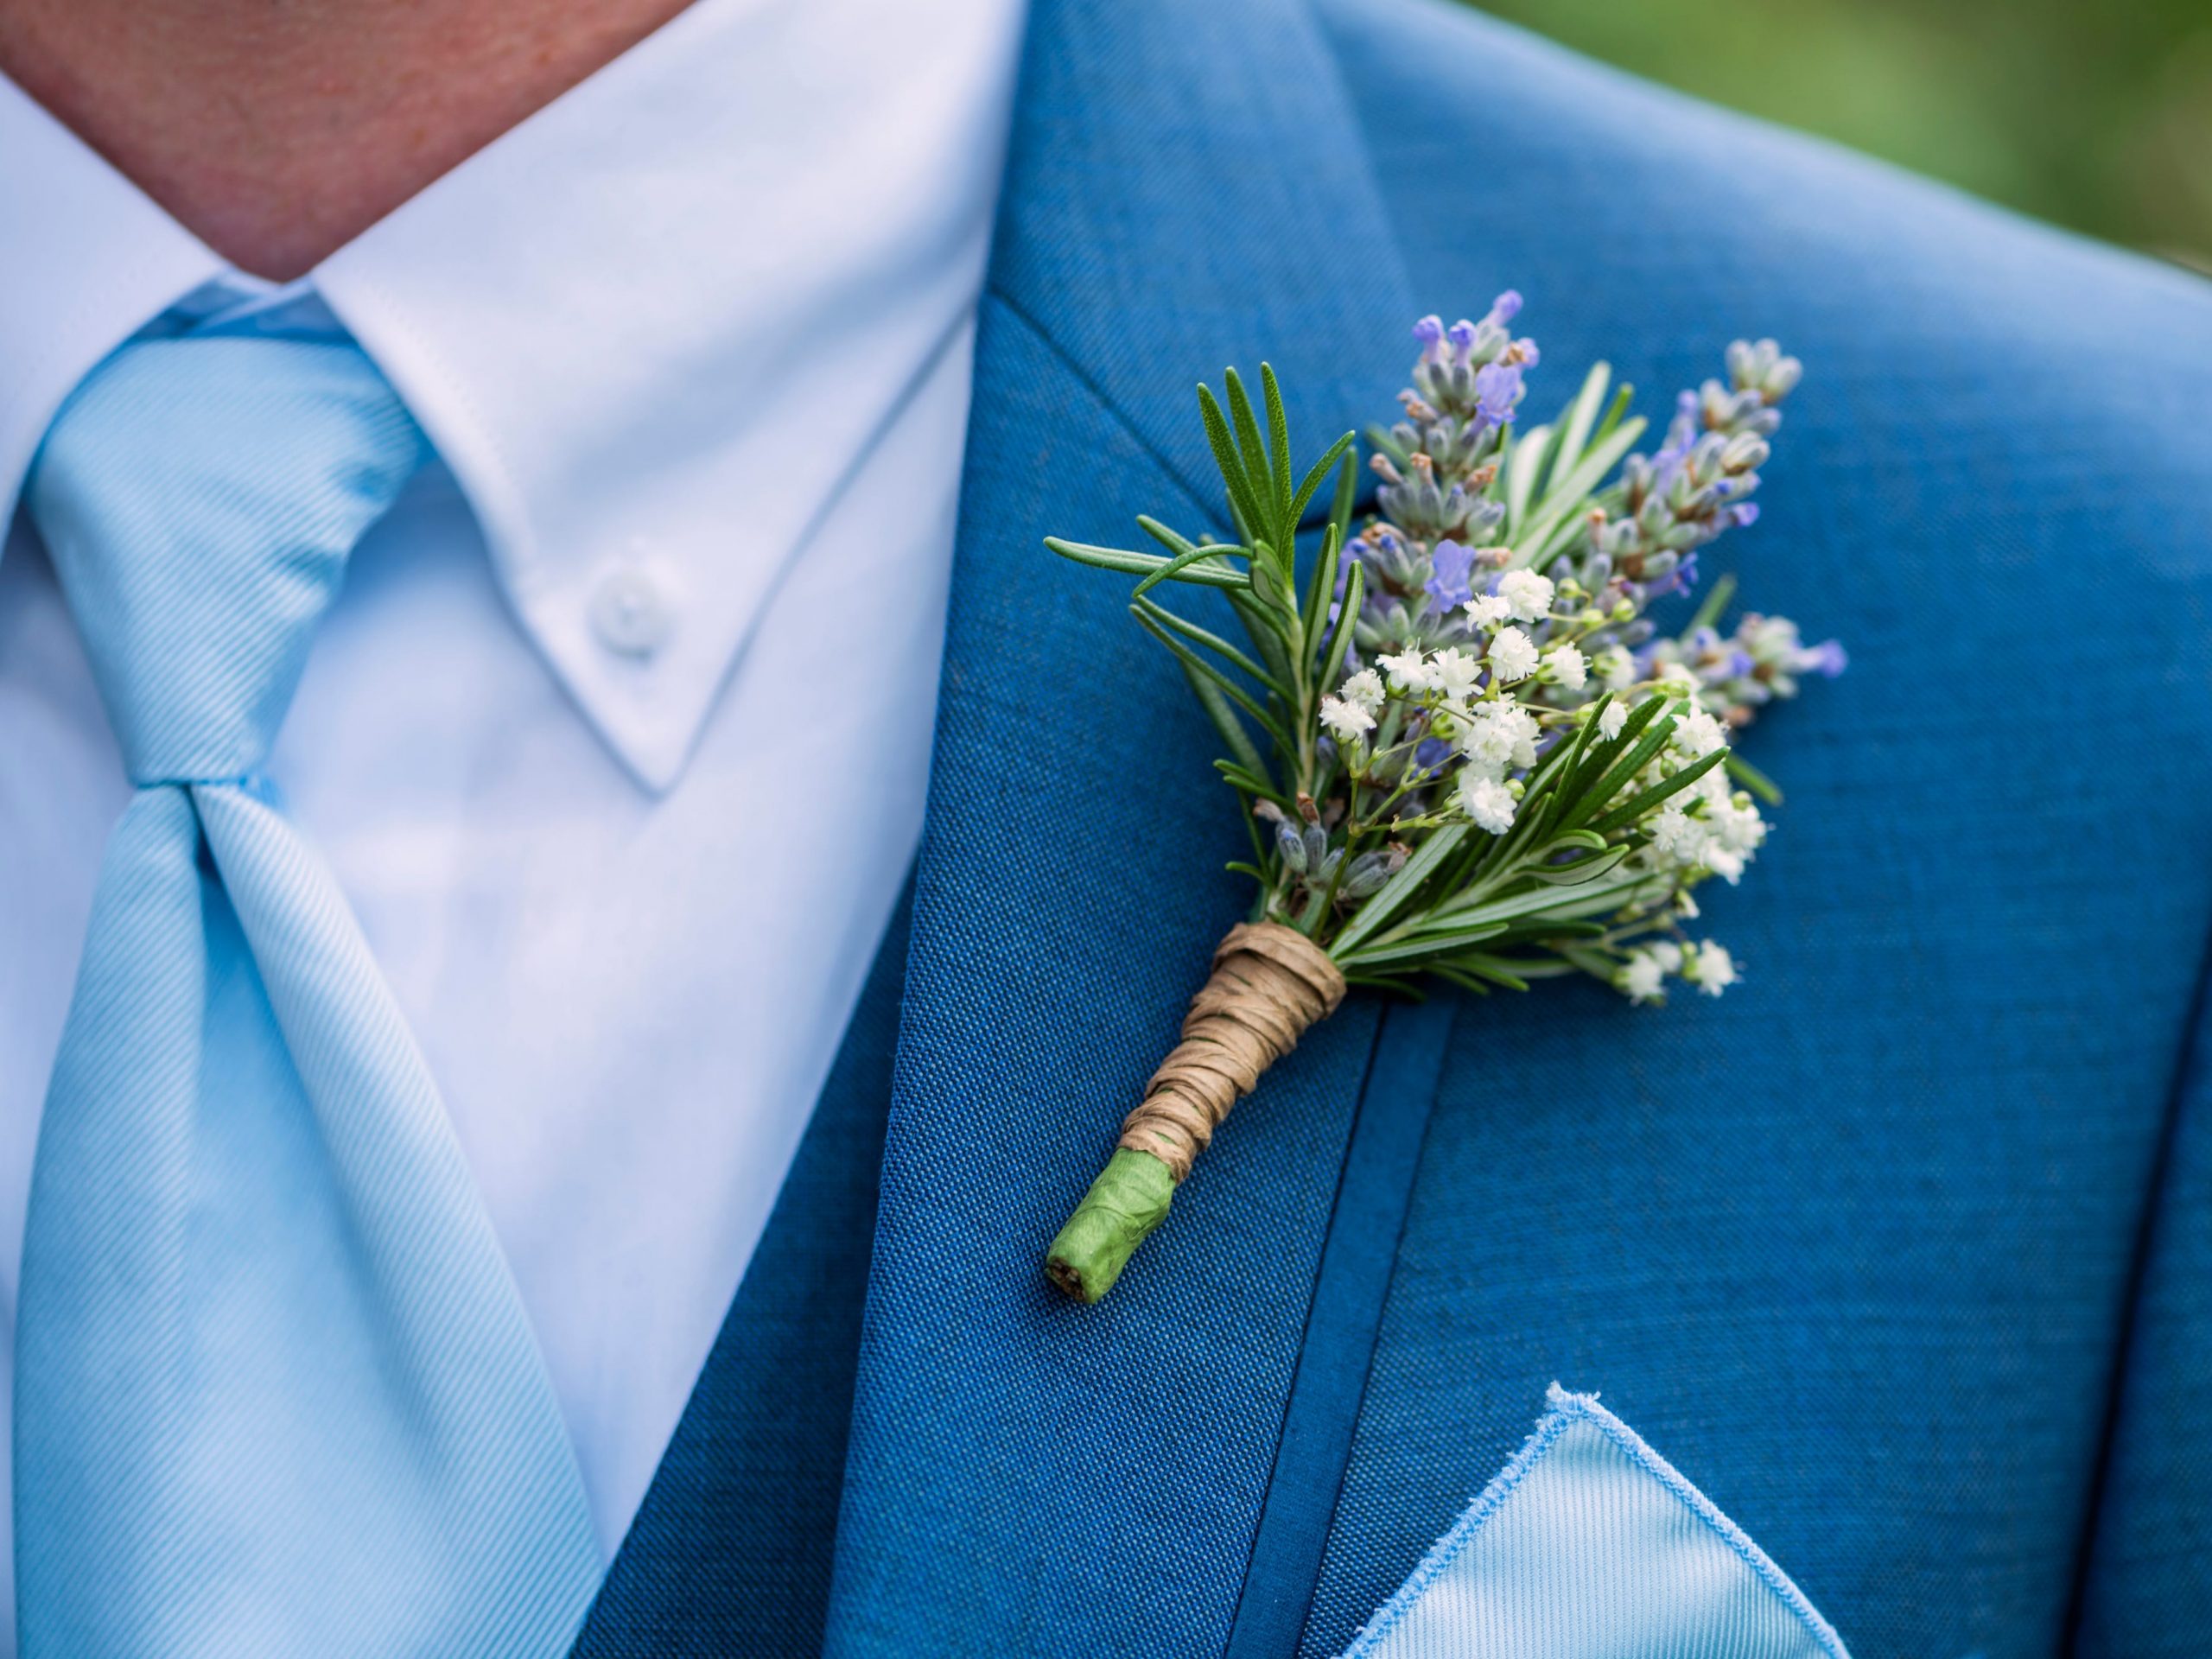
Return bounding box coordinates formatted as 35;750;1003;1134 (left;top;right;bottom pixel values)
1646;805;1706;861
1495;701;1540;765
1456;771;1516;834
1379;646;1433;692
1462;593;1512;630
1707;795;1767;855
1598;700;1628;740
1673;708;1727;758
1619;950;1668;1004
1430;647;1483;702
1496;569;1554;621
1543;644;1588;690
1459;724;1511;776
1459;698;1539;775
1684;940;1738;995
1320;696;1375;743
1486;626;1539;683
1592;646;1637;690
1340;667;1386;713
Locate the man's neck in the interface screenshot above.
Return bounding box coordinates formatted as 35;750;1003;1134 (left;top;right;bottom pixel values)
0;0;696;280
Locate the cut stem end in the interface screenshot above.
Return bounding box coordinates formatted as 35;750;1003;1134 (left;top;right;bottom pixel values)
1044;1148;1176;1303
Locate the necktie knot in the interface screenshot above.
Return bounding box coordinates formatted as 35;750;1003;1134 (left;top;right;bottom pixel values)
28;335;425;784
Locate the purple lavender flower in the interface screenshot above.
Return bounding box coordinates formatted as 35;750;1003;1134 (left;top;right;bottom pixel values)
1472;360;1524;429
1424;540;1477;609
1642;550;1698;599
1803;639;1848;677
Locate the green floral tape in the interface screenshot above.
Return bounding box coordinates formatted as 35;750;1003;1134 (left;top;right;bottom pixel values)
1044;1148;1175;1303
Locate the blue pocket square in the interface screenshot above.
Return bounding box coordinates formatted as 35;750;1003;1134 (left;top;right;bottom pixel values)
1341;1385;1850;1659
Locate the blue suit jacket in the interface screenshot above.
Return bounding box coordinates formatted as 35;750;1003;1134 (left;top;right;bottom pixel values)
573;0;2212;1653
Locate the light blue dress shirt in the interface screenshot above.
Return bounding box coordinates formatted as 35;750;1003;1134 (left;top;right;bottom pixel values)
0;0;1027;1643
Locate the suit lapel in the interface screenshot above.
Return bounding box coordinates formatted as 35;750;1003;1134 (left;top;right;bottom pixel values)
824;2;1415;1654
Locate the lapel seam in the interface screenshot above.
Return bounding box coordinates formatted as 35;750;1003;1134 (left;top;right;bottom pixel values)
2061;906;2212;1649
1224;994;1464;1659
983;283;1223;531
1222;1009;1390;1653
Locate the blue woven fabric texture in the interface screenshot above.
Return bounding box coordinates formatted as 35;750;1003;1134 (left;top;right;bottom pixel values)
14;338;601;1657
569;886;912;1658
807;0;2212;1655
1342;1387;1847;1659
2074;953;2212;1657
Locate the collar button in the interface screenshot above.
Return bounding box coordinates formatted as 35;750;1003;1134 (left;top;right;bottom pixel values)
590;563;676;659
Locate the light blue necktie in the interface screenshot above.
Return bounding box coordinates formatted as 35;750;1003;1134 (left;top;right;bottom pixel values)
13;337;602;1656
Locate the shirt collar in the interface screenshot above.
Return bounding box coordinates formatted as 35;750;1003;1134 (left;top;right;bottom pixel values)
0;0;1026;790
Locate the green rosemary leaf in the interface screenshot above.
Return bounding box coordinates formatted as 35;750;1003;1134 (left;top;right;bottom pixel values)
1726;750;1784;806
1548;361;1611;485
1513;415;1647;568
1177;664;1268;780
1585;747;1729;836
1325;447;1359;545
1226;588;1296;685
1198;385;1271;539
1313;559;1364;690
1525;843;1632;886
1427;965;1494;996
1430;873;1654;930
1046;537;1249;590
1261;365;1294;537
1363;423;1412;472
1287;430;1355;535
1300;524;1344;663
1559;693;1667;805
1132;606;1292;753
1451;954;1531;992
1484;918;1609;943
1588;381;1634;448
1132;597;1287;695
1686;569;1739;635
1555;699;1685;832
1221;372;1276;532
1503;423;1552;535
1131;542;1255;598
1212;759;1283;801
1337;921;1508;969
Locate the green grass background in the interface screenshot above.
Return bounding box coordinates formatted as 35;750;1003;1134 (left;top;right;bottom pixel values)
1462;0;2212;272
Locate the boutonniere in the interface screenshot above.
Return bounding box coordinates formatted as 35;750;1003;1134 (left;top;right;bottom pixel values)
1043;296;1844;1302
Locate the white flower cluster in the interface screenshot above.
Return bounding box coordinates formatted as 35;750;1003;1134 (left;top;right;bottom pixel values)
1318;623;1772;1001
1616;938;1738;1003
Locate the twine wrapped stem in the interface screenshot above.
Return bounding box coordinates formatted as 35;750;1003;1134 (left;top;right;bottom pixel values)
1045;922;1346;1302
